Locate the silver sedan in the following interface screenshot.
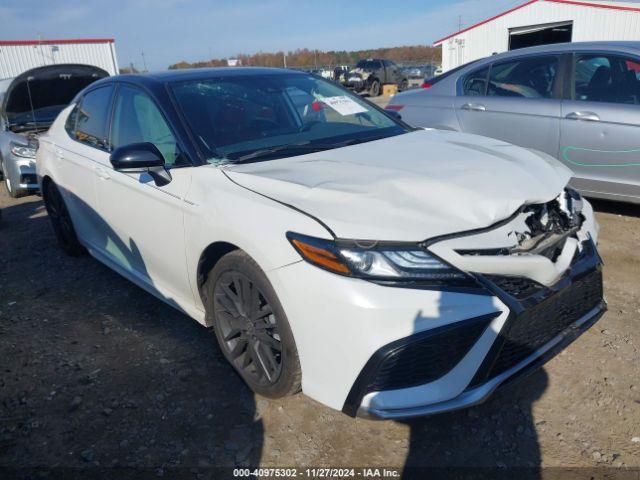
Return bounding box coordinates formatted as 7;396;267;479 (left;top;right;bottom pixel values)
387;41;640;204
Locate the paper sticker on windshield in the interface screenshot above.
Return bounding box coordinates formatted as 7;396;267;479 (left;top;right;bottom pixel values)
321;96;368;116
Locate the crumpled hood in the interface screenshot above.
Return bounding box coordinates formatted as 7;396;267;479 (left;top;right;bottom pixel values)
224;129;572;241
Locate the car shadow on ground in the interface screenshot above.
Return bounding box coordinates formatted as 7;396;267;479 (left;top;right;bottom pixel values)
395;293;547;479
0;195;263;477
590;198;640;218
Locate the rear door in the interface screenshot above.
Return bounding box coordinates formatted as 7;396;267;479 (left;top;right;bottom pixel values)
94;82;195;306
560;51;640;200
55;84;115;250
454;54;563;158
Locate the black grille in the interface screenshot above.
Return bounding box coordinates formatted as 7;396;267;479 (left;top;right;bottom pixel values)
362;314;495;393
484;275;546;300
473;269;603;386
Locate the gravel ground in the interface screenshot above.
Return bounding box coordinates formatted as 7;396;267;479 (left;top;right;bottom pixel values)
1;180;639;478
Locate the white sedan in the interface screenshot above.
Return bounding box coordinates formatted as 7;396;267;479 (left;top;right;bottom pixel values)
36;68;606;419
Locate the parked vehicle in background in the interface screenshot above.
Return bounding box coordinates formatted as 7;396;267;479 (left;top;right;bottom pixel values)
332;65;351;83
0;64;108;197
37;67;604;419
388;42;640;204
343;59;408;96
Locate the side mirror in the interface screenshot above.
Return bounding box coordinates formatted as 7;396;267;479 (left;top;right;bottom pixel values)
110;142;172;186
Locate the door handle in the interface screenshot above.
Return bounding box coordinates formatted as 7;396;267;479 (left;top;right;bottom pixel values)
461;103;486;112
95;166;111;181
565;111;600;122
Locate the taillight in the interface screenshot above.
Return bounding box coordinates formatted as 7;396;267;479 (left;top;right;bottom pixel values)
385;104;404;112
420;82;433;89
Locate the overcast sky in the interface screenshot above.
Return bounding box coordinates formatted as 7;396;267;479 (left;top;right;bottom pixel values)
1;0;639;70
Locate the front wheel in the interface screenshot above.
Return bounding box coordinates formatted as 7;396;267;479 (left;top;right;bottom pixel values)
43;181;85;256
369;80;381;97
205;250;301;398
399;79;408;92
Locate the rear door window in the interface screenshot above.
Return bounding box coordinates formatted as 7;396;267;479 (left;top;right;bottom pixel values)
75;85;114;149
487;56;559;99
573;54;640;105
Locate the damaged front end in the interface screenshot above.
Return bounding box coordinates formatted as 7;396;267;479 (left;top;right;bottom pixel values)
344;68;374;92
460;188;586;261
427;188;599;287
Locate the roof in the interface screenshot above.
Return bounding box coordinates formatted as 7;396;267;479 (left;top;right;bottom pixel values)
462;40;640;63
0;38;115;46
138;67;305;82
433;0;640;45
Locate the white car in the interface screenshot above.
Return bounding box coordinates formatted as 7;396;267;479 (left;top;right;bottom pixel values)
36;68;606;419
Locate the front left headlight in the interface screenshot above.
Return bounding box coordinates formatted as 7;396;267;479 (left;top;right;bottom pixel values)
287;232;475;287
10;142;37;159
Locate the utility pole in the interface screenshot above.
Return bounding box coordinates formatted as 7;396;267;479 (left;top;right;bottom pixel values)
141;50;148;72
457;15;463;31
314;49;318;70
283;51;287;68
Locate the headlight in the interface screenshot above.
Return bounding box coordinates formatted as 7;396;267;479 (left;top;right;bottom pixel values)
10;143;36;159
287;232;476;287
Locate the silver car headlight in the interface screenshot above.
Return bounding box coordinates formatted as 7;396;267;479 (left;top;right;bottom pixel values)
287;232;475;287
10;142;37;159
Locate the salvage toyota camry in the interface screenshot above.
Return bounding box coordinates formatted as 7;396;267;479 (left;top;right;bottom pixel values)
36;68;605;419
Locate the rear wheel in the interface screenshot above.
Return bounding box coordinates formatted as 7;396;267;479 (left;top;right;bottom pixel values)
205;250;301;398
43;181;84;256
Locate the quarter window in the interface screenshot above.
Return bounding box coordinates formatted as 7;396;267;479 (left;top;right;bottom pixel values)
487;56;559;99
573;54;640;105
111;85;182;166
75;86;114;149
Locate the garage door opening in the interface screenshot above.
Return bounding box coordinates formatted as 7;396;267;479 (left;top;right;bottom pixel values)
509;21;573;50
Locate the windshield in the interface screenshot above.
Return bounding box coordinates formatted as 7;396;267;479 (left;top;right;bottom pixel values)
171;73;407;163
355;60;382;70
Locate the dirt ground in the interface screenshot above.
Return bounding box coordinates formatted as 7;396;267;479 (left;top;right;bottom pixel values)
1;179;639;478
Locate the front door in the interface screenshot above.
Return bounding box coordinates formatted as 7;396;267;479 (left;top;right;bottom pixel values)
94;83;195;308
454;54;562;158
560;52;640;200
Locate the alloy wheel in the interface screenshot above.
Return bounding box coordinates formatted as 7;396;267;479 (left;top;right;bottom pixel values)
214;271;283;386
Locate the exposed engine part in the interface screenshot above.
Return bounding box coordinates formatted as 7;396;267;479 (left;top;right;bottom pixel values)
458;189;585;261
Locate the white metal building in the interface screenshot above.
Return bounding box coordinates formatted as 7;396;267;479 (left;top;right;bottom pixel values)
434;0;640;72
0;38;119;79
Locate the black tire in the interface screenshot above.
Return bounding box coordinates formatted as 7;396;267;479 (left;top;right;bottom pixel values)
204;250;301;398
43;181;85;256
399;79;408;92
369;79;381;97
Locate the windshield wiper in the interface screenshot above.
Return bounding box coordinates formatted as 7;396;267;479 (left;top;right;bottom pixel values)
225;135;390;165
227;141;338;164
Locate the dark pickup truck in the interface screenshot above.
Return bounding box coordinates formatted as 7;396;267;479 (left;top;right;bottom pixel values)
342;59;408;96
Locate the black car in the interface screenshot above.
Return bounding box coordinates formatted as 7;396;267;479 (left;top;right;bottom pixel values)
342;59;408;96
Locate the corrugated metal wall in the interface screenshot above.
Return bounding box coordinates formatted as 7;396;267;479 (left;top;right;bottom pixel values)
0;41;119;79
437;0;640;71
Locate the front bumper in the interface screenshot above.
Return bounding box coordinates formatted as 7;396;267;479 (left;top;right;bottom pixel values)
351;239;604;419
3;155;38;191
